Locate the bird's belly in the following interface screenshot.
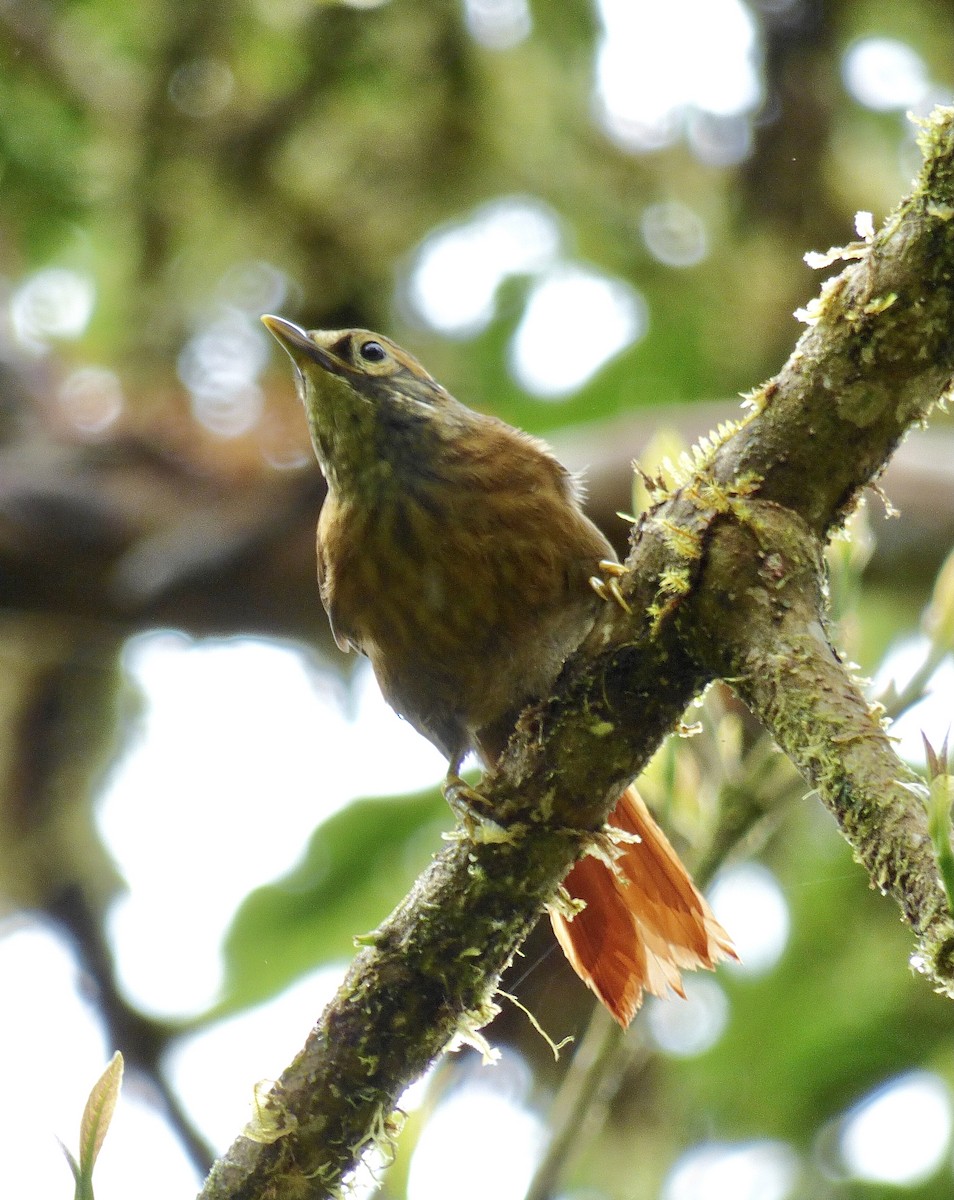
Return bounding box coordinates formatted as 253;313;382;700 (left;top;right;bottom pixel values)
323;489;607;761
358;555;596;762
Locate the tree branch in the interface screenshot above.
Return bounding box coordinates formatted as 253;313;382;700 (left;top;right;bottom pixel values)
685;507;954;983
198;107;954;1199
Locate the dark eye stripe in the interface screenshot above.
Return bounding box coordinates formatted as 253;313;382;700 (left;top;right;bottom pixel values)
331;334;353;360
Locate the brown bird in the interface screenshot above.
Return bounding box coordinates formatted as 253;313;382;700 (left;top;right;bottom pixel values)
262;314;733;1026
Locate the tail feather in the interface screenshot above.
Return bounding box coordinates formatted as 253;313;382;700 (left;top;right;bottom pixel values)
548;785;735;1027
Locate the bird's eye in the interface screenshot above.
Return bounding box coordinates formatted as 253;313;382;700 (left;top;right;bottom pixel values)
359;340;387;363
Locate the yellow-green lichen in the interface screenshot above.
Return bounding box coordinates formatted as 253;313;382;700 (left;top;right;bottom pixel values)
862;292;898;315
547;884;586;921
658;566;692;598
448;1001;503;1064
243;1080;299;1145
659;518;704;560
496;989;573;1060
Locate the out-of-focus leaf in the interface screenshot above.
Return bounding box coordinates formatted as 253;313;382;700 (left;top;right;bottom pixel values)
0;75;83;255
210;786;447;1020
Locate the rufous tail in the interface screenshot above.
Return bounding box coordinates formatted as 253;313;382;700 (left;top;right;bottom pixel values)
548;785;736;1027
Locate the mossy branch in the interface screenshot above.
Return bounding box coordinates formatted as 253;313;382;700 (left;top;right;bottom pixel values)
199;107;954;1199
685;507;954;987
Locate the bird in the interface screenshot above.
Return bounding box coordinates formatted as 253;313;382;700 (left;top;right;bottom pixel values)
261;314;734;1026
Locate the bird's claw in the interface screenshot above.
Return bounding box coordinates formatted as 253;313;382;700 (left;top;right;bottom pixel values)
443;773;522;844
589;559;632;614
444;771;489;813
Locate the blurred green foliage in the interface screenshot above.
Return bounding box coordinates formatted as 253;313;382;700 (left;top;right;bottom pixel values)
214;786;446;1020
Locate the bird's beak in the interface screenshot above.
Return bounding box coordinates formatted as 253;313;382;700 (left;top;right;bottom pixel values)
261;314;337;372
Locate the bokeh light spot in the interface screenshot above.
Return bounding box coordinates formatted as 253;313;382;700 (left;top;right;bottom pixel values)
178;309;270;437
464;0;531;49
839;1072;952;1184
641;202;709;267
842;38;929;112
647;976;729;1057
686;110;753;167
216;261;291;315
663;1140;799;1200
404;197;560;336
407;1074;544;1200
708;863;789;975
594;0;761;156
509;265;646;397
57;366;124;434
10;267;95;348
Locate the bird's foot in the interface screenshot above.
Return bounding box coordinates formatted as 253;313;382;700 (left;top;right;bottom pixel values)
443;773;524;844
589;559;632;614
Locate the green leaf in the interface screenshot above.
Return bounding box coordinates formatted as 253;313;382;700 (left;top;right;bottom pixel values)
211;787;447;1021
923;733;954;916
57;1139;80;1185
75;1052;124;1200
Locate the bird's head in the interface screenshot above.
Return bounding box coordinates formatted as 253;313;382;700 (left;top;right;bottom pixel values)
262;315;458;493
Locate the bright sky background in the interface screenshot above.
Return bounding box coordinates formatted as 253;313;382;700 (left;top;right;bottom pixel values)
98;635;445;1018
5;8;954;1200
